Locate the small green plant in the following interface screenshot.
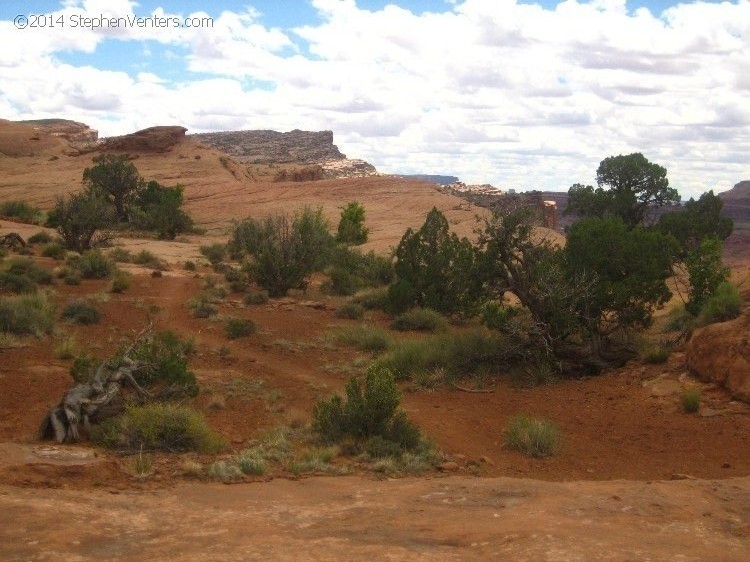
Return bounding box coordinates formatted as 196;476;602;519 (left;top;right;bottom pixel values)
236;451;267;475
0;200;43;223
641;343;670;364
504;414;560;457
69;353;97;382
122;330;197;392
330;324;392;352
92;403;225;453
41;243;66;260
287;447;340;475
334;301;364;320
130;447;153;479
110;270;132;293
61;300;102;325
336;201;369;245
55;336;77;360
682;388;701;413
206;460;243;482
225;317;256;339
697;281;741;326
188;297;218;318
67;250;115;279
244;290;269;305
312;365;422;451
5;257;53;284
28;231;53;245
183;260;197;271
108;247;133;263
351;287;390;311
0;271;37;294
390;307;447;332
200;243;226;265
133;250;168;271
0;292;55;336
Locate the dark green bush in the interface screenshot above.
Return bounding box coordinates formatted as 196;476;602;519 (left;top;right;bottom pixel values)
41;244;66;261
5;257;52;285
133;250;167;270
325;266;363;296
92;403;224;453
108;247;133;263
504;414;560;457
481;301;519;331
70;353;97;383
351;287;390;311
0;200;43;223
61;300;102;325
110;270;132;293
312;365;422;451
0;293;55;336
697;281;741;325
121;331;198;392
183;260;197;271
243;290;269;305
390;308;447;332
336;201;369;245
331;324;392;352
225;317;256;339
329;246;393;287
334;301;364;319
67;250;115;279
0;271;37;294
28;231;53;244
188;298;217;318
200;243;226;265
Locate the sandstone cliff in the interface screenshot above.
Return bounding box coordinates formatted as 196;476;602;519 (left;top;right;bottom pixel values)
192;129;345;164
100;126;187;153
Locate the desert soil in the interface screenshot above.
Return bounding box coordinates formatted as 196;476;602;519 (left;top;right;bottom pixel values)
1;128;749;559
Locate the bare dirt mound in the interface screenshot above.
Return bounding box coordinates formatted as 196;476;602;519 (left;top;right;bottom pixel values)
1;475;749;561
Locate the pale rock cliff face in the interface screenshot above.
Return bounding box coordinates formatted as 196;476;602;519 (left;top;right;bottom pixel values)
192;129;345;164
321;158;377;178
19;119;99;144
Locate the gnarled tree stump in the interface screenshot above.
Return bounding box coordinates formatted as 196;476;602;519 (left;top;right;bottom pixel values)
0;232;27;249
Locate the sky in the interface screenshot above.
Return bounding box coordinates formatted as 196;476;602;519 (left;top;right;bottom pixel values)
1;0;748;197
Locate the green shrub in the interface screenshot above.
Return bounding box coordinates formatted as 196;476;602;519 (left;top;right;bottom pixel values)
0;200;43;223
5;257;52;284
70;353;97;383
108;247;133;263
122;331;197;392
225;317;256;339
28;231;53;245
697;281;741;326
41;243;66;260
0;293;55;336
331;324;392;352
61;300;102;325
365;435;404;458
133;250;167;270
504;414;560;457
324;266;364;296
223;266;246;292
206;460;243;482
336;201;369;245
64;271;82;286
682;388;701;413
67;250;115;279
312;365;422;451
329;246;393;287
92;403;225;453
481;301;519;331
351;287;390;311
375;329;511;381
0;271;37;294
390;308;447;332
236;451;266;475
183;260;197;271
199;243;226;265
55;336;77;360
188;297;217;318
243;290;269;305
641;344;670;364
110;270;132;293
334;301;364;319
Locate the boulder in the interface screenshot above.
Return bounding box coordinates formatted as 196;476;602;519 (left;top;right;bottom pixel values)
101;126;187;153
686;310;750;402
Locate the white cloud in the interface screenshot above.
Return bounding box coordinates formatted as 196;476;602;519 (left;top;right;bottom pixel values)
1;0;749;197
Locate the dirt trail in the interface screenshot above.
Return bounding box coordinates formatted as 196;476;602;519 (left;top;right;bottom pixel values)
2;474;749;561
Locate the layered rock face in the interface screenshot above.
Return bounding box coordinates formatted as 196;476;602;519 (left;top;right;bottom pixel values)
192;129;345;164
19;119;98;144
101;126;187;153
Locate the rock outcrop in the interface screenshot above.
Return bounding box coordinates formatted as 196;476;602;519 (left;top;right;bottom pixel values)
321;158;377;178
101;126;187;153
18;119;98;144
686;309;750;403
192;129;345;164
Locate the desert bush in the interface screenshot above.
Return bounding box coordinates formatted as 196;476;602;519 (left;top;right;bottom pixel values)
697;281;741;326
69;353;97;383
223;266;246;292
200;243;226;265
244;290;269;305
28;231;53;244
121;331;198;392
329;246;393;287
47;189;115;252
183;260;197;271
110;270;132;293
225;317;256;339
312;365;422;451
229;206;334;297
351;287;390;311
206;460;243;482
63;271;81;286
0;292;55;336
108;247;133;263
640;341;671;364
131;181;193;239
374;329;512;381
481;301;519;331
5;257;53;285
0;200;43;223
41;243;66;261
682;388;701;413
330;324;392;352
334;301;364;320
61;300;102;325
54;336;77;360
685;236;730;315
236;451;267;475
324;266;364;296
336;201;369;245
504;414;560;457
0;271;37;294
188;297;217;318
390;308;447;332
92;403;225;453
67;250;115;279
133;249;167;270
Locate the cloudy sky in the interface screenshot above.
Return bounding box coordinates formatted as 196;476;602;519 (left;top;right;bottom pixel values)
1;0;748;196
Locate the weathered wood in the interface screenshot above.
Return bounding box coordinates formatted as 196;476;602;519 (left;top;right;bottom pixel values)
38;329;154;443
0;232;26;249
450;382;495;394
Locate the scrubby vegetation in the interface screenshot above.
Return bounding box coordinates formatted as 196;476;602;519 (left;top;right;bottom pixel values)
0;292;55;336
0;200;44;224
336;201;369;245
504;414;560;457
390;307;447;332
60;300;102;325
225;317;256;339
